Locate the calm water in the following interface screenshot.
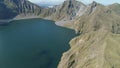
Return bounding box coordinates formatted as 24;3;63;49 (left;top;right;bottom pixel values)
0;19;76;68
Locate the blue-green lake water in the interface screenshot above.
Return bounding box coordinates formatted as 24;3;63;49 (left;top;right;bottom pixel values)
0;19;76;68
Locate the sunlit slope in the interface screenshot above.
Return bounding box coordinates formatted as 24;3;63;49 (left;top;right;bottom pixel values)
58;29;120;68
58;2;120;68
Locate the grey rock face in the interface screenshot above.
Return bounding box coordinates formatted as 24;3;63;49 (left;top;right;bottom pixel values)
50;0;86;21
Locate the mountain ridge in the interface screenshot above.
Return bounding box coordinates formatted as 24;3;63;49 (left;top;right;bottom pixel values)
57;1;120;68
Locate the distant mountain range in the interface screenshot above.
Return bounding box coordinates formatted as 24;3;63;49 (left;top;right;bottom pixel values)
0;0;120;68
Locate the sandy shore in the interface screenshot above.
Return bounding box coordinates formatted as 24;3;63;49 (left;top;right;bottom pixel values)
0;15;40;24
13;15;40;20
0;19;13;25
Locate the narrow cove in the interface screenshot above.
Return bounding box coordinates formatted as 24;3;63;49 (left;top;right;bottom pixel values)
0;18;76;68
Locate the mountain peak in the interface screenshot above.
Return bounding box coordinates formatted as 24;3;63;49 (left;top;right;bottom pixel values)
91;1;98;7
111;3;120;6
52;0;86;20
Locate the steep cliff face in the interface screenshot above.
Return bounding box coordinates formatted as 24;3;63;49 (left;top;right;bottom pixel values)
51;0;86;28
58;2;120;68
0;0;18;19
0;0;53;20
50;0;86;21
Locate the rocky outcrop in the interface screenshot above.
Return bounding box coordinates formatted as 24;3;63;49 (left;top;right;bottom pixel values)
50;0;86;21
51;0;86;28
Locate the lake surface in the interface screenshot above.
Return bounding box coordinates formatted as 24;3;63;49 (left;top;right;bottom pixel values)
0;19;76;68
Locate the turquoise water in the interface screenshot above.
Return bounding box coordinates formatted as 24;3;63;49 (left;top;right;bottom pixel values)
0;19;76;68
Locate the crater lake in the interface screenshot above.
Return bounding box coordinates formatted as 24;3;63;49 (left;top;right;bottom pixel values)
0;19;76;68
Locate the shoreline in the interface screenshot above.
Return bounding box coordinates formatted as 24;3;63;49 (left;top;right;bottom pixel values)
0;16;77;34
0;19;13;25
0;16;40;25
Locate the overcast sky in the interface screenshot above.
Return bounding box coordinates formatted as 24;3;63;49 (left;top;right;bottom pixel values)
28;0;120;6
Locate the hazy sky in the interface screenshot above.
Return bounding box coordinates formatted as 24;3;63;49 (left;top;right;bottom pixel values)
28;0;120;6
